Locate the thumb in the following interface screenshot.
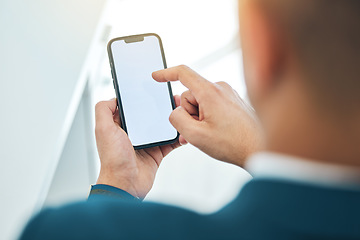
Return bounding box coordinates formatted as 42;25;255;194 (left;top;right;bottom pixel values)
169;106;201;142
95;99;117;129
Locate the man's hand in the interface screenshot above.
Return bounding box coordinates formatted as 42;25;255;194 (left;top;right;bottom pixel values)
95;98;181;199
153;65;263;167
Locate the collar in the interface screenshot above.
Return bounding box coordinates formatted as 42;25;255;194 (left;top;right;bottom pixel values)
245;152;360;189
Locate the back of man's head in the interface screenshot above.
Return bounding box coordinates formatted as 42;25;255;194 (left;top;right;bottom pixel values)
249;0;360;114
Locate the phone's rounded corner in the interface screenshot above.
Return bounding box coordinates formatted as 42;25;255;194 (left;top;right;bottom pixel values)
133;145;143;151
149;33;161;40
132;133;180;150
165;131;180;145
107;38;117;53
107;36;127;54
145;33;163;44
163;134;180;147
173;132;180;142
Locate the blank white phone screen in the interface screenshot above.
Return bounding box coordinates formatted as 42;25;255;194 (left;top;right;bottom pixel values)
110;35;177;147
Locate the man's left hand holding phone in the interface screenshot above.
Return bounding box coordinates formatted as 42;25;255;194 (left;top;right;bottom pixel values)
94;96;181;199
94;34;182;199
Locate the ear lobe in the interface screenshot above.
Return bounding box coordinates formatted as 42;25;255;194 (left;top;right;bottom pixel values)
240;1;283;101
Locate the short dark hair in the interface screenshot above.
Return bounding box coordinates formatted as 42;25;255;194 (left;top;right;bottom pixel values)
257;0;360;113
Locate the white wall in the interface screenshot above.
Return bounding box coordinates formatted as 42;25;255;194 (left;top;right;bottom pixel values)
0;0;106;239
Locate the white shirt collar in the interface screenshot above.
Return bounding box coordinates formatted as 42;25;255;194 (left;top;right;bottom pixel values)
245;152;360;189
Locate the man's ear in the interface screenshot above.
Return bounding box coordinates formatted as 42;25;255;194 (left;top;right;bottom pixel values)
239;0;284;106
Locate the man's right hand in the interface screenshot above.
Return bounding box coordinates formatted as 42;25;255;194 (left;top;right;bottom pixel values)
153;65;263;167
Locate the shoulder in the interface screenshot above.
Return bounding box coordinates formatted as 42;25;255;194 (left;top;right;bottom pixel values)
19;198;219;240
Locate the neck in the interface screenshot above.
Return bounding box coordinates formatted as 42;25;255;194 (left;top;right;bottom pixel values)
267;122;360;168
263;82;360;168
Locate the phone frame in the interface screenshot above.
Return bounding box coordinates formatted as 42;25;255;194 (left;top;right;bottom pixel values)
107;33;179;150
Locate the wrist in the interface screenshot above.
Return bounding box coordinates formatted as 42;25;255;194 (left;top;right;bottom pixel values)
96;170;139;198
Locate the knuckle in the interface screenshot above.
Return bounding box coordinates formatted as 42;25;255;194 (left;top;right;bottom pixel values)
213;81;231;95
178;64;188;69
216;81;230;88
169;107;179;120
178;64;191;72
95;101;105;111
181;90;191;99
169;110;180;126
169;110;176;121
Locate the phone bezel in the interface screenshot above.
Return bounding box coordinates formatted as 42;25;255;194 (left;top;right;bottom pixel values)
107;33;179;150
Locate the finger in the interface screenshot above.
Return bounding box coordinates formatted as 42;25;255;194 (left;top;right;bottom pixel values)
144;138;181;166
171;140;182;150
174;95;181;108
179;135;188;145
113;108;121;127
95;98;117;127
152;65;211;96
141;147;164;167
169;106;201;141
181;90;199;116
181;90;198;106
159;139;181;158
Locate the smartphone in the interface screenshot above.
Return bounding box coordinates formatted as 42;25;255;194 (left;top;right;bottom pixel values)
107;33;179;149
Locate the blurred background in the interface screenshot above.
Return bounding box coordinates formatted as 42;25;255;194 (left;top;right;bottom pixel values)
0;0;251;239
